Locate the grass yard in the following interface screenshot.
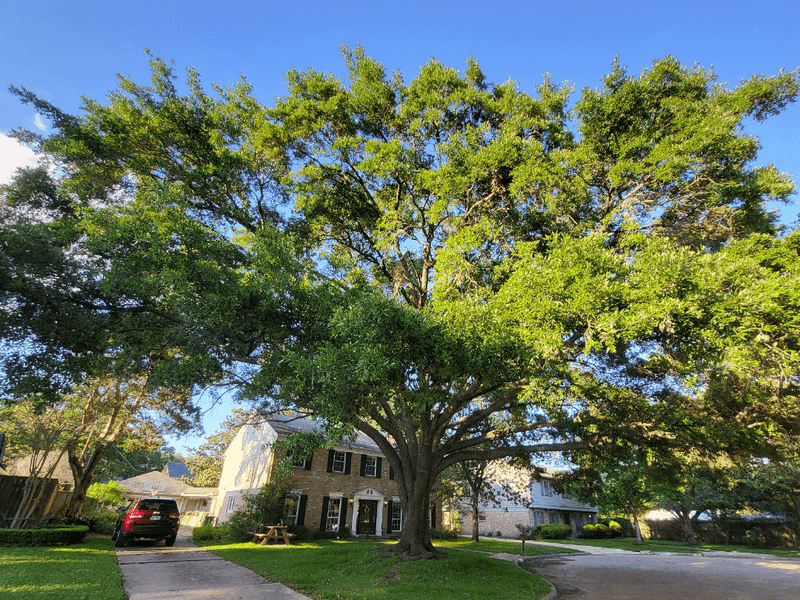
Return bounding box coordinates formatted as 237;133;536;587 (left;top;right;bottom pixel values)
433;537;576;556
199;538;553;600
0;536;126;600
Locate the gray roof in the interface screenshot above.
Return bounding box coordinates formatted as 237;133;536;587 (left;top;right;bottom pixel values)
162;462;192;479
266;414;381;452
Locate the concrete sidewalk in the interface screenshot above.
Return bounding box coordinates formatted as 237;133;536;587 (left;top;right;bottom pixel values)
116;528;312;600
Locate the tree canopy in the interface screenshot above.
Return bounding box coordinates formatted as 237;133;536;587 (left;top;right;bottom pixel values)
2;47;798;555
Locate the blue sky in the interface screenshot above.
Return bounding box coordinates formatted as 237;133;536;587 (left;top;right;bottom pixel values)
2;0;799;451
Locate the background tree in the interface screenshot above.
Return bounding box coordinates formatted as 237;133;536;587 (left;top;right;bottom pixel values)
559;456;658;545
85;480;126;509
96;443;185;481
2;49;798;556
1;399;76;528
184;409;248;487
60;374;197;517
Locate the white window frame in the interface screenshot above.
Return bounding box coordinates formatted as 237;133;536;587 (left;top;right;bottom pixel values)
391;502;402;532
332;450;346;473
326;497;342;532
363;455;377;477
284;492;301;525
540;480;554;496
226;495;237;513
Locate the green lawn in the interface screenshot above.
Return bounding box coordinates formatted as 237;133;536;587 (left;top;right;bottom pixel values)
199;538;553;600
0;536;126;600
433;537;576;556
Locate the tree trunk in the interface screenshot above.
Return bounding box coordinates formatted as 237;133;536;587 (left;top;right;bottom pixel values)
382;448;445;559
64;443;112;519
471;494;480;542
386;487;443;558
631;507;643;545
789;492;800;522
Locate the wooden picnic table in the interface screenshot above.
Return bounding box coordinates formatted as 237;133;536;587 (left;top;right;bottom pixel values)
251;524;294;545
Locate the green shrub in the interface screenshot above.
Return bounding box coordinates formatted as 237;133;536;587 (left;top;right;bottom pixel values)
87;509;119;535
287;524;311;541
429;527;459;540
226;473;294;542
533;524;571;539
607;520;623;538
581;524;597;539
313;525;352;540
0;525;90;546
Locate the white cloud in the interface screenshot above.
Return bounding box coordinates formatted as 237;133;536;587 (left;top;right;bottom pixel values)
0;134;38;185
33;114;47;132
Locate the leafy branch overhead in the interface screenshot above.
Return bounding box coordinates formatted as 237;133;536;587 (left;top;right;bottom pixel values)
2;47;798;556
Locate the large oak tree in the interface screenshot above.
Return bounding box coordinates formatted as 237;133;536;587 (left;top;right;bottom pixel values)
2;48;798;556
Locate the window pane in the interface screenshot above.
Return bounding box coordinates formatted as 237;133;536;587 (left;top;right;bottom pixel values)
284;496;299;524
326;498;341;531
333;451;345;473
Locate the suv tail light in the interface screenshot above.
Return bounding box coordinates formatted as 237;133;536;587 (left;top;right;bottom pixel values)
169;511;180;518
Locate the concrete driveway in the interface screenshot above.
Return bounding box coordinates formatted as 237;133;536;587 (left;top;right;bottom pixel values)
115;528;311;600
519;548;800;600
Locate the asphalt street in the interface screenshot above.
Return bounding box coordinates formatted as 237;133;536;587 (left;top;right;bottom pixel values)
518;547;800;600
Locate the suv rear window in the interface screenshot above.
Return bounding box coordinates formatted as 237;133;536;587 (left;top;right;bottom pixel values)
136;499;178;512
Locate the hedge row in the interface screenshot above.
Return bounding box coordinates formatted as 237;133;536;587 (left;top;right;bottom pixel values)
582;521;623;539
532;524;572;539
0;525;90;546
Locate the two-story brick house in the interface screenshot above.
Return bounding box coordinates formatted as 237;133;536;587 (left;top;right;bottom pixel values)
212;414;433;537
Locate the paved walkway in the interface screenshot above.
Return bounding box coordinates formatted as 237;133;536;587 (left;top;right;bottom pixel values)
115;528;312;600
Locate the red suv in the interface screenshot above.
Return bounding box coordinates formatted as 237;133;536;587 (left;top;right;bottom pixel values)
112;497;180;547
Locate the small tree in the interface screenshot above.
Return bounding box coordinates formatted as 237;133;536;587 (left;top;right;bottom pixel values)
445;457;534;542
2;399;77;528
226;467;294;542
558;455;657;545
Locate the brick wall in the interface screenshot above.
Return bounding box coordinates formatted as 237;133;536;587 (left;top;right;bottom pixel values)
288;447;400;533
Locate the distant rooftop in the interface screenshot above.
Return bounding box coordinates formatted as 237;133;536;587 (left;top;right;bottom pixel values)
162;462;192;479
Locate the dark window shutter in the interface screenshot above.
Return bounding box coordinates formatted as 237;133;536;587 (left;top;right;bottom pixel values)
326;450;335;473
304;452;313;470
297;495;308;526
376;457;382;479
320;496;330;531
389;466;395;480
387;501;394;532
360;454;366;476
339;499;348;533
345;452;352;474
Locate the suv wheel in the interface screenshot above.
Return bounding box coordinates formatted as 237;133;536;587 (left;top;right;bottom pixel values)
164;534;177;547
114;533;127;548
